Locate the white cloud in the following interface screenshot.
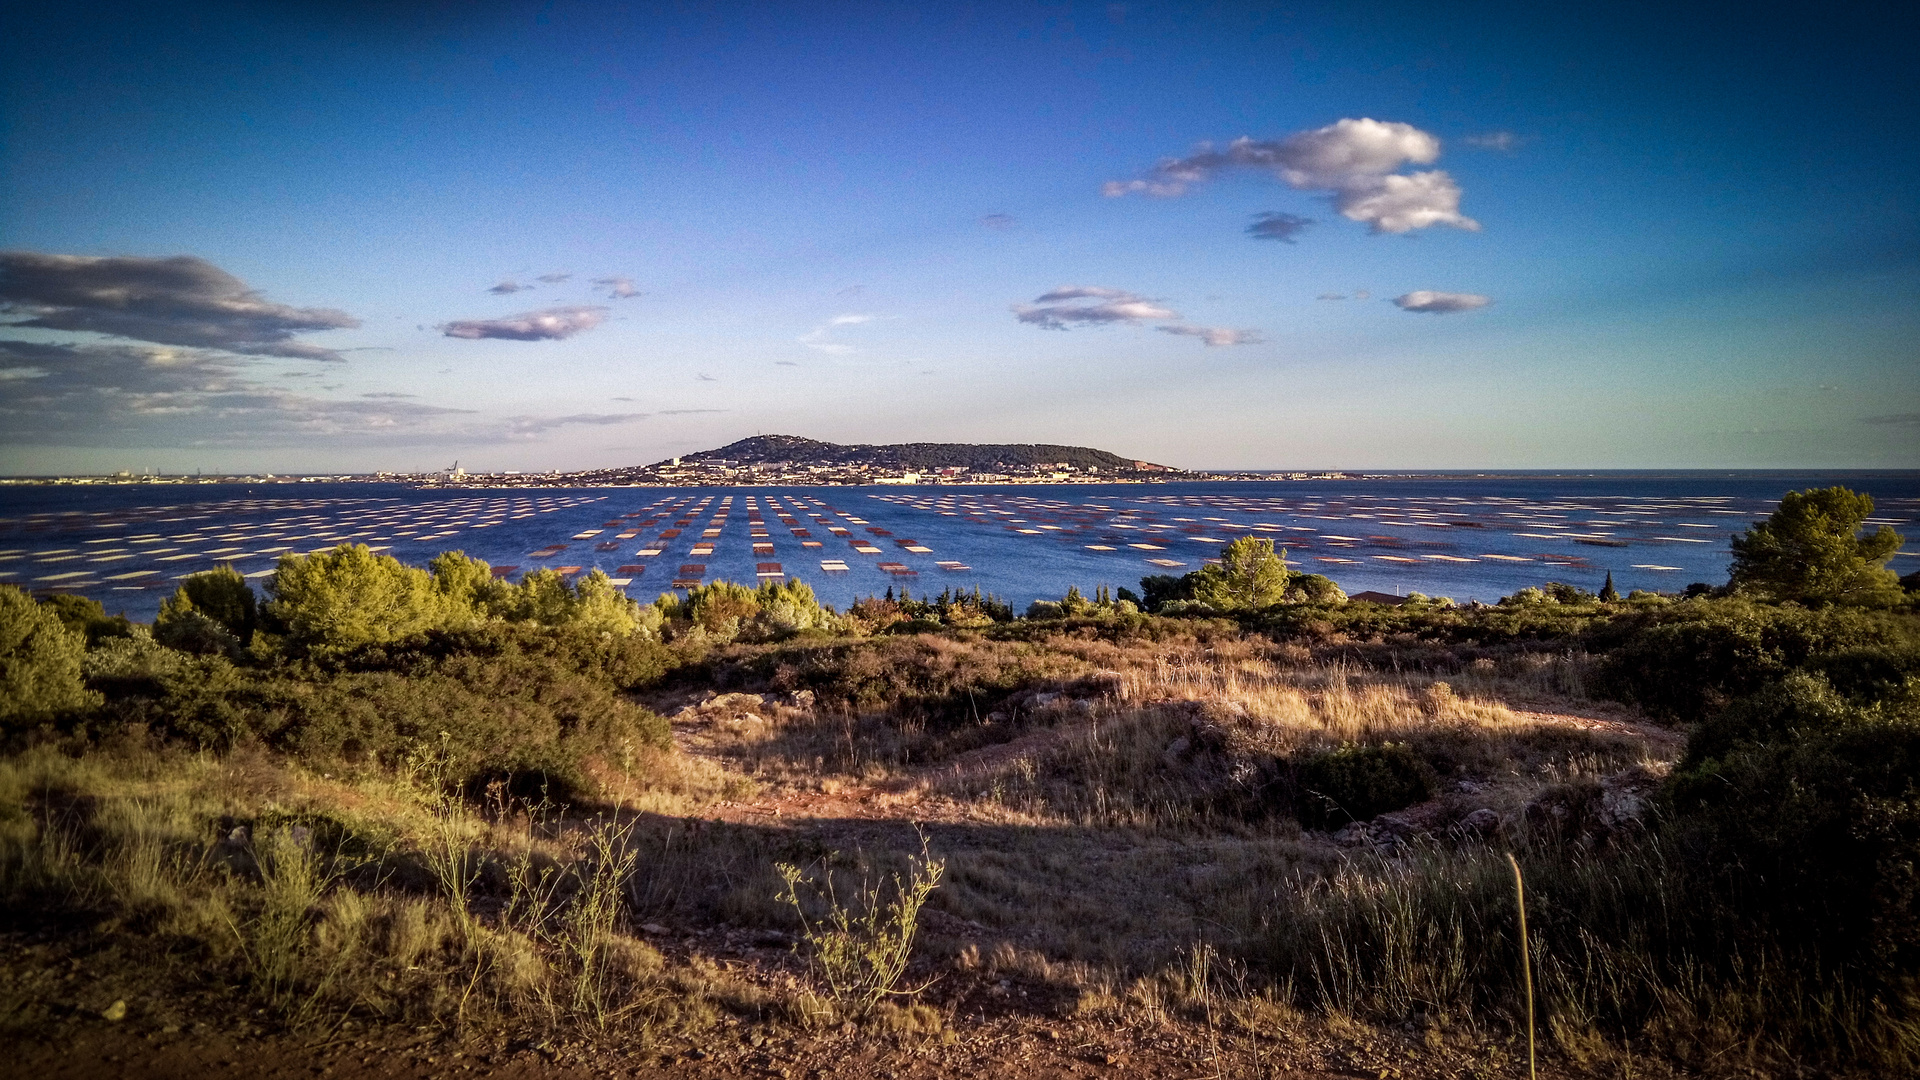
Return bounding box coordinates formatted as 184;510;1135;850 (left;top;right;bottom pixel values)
1014;287;1178;329
1104;118;1479;234
439;306;608;340
1156;325;1264;346
1336;171;1476;233
1392;290;1492;313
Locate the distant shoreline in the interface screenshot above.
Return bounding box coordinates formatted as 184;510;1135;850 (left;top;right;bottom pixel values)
5;467;1917;489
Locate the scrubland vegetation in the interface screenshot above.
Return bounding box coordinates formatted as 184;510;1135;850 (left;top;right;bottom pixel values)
3;486;1918;1077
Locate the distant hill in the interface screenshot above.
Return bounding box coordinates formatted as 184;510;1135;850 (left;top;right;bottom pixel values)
657;435;1173;472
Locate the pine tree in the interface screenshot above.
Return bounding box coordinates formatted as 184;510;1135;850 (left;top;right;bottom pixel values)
1599;571;1619;602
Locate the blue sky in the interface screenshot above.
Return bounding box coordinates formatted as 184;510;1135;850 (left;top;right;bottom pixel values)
2;0;1916;473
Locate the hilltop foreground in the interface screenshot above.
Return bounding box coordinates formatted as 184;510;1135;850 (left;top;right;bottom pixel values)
4;488;1917;1079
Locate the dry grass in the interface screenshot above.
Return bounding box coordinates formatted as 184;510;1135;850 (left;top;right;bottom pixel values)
8;623;1892;1077
0;739;756;1045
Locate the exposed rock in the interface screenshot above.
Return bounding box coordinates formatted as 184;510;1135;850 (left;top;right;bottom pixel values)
1461;808;1501;834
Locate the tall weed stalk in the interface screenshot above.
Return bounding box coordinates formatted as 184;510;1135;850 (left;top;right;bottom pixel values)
777;833;944;1021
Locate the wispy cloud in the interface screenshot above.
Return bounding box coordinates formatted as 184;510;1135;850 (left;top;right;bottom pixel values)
1014;287;1178;329
360;391;416;399
504;412;648;438
1464;131;1520;151
1393;290;1492;313
0;251;358;360
535;273;571;284
980;213;1016;230
593;276;641;299
1156;325;1264;346
0;339;479;449
1104;118;1479;234
658;408;728;415
1012;286;1257;346
696;373;718;382
799;313;879;353
439;306;607;340
488;280;532;294
1317;293;1347;300
1247;212;1313;242
1862;413;1920;425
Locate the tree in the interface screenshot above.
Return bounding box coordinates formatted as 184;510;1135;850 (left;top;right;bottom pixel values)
429;550;506;617
157;566;257;646
1188;537;1293;611
265;544;459;654
1729;487;1904;608
1599;572;1620;603
0;585;100;726
38;593;133;645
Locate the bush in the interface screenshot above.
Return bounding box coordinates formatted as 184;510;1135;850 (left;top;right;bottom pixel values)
115;645;670;799
37;593;133;646
266;545;463;655
1;585;101;726
1668;675;1920;992
1293;743;1435;828
1591;597;1920;721
157;566;257;644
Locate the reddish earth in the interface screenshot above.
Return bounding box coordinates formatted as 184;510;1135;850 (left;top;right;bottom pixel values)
9;1006;1536;1080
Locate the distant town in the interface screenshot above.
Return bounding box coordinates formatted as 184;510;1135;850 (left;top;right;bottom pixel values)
5;435;1366;487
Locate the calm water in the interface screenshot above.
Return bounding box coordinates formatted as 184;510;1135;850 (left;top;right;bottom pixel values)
4;473;1917;621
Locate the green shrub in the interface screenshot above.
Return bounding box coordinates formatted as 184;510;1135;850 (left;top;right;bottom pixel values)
1668;675;1920;992
266;545;464;655
157;566;257;644
1591;597;1920;721
37;593;134;646
1;584;101;727
1293;743;1436;828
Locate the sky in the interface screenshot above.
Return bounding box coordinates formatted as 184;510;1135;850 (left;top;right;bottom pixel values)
2;0;1917;474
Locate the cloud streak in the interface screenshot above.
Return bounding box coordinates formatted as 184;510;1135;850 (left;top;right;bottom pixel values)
1392;290;1492;313
0;251;359;360
439;306;607;341
1103;118;1479;234
1247;212;1313;242
487;280;532;294
1014;287;1178;328
0;339;678;450
593;276;641;299
1156;325;1264;346
1012;286;1260;346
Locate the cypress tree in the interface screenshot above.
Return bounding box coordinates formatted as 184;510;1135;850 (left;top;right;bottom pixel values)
1599;571;1620;603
